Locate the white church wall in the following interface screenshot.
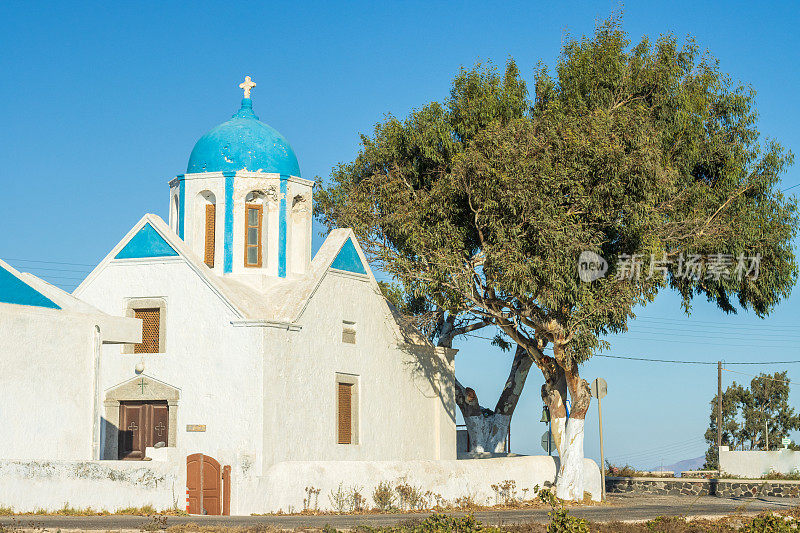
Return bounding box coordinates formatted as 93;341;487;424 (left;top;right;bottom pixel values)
77;258;266;482
0;304;99;461
0;458;181;513
239;456;602;513
261;269;456;472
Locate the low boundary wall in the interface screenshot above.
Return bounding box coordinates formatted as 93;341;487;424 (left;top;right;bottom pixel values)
240;456;602;514
0;460;182;512
720;447;800;479
606;476;800;498
0;456;601;515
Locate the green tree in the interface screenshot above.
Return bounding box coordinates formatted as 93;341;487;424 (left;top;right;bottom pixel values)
316;17;798;499
705;372;800;469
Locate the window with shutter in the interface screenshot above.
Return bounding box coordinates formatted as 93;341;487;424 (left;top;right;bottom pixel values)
134;308;160;354
244;204;263;267
204;204;216;268
337;382;352;444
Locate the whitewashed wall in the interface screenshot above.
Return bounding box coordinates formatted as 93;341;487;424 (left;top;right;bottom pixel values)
240;456;602;514
77;257;266;497
0;304;98;460
262;269;456;471
720;446;800;478
0;458;180;512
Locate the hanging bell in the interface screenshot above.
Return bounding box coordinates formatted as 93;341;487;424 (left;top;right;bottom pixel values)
540;406;550;423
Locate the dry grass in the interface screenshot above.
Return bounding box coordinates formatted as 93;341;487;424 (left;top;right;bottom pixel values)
0;503;188;516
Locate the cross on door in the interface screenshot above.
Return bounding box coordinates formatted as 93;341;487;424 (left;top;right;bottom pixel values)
128;421;138;432
154;422;166;437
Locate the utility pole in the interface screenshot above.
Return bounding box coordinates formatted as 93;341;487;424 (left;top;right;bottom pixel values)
717;361;722;469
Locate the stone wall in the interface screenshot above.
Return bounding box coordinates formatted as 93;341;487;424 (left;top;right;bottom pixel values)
606;476;800;498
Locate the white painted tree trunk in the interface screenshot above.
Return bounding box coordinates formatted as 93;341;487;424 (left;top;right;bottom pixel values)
464;413;510;453
556;417;585;501
550;416;567;457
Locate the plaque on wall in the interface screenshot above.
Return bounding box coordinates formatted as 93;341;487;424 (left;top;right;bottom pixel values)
186;424;206;432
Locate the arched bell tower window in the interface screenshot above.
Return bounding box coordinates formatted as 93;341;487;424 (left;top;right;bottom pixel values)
245;191;264;268
169;194;179;233
194;191;216;268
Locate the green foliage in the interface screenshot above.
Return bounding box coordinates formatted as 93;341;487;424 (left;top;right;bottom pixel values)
537;488;589;533
705;372;800;469
412;514;500;533
316;15;798;374
743;512;799;533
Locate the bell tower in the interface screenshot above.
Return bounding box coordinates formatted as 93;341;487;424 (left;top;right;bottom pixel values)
167;76;313;287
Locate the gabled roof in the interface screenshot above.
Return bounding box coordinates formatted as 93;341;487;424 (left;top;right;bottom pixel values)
0;258;140;343
0;259;61;309
75;214;432;346
75;214;267;320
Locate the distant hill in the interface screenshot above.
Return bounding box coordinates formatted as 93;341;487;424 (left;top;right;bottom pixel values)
652;456;706;475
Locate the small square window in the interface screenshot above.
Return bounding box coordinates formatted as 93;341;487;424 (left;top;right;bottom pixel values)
123;298;166;355
342;321;356;344
134;308;160;354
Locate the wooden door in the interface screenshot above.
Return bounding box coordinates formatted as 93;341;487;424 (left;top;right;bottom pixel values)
186;453;202;515
119;403;145;459
118;401;169;459
186;454;225;515
202;455;222;515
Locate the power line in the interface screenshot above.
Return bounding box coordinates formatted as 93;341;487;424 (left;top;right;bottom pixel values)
722;368;795;384
782;183;800;193
462;334;800;365
4;258;96;267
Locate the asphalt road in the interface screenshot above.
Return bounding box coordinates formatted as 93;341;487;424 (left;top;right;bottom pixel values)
1;494;797;530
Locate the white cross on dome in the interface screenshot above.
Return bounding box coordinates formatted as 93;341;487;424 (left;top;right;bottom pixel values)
239;76;256;98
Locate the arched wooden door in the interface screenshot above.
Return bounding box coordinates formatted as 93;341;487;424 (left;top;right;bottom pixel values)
186;454;226;515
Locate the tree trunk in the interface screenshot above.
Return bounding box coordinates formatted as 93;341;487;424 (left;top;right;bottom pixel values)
455;346;532;453
555;361;592;501
540;361;568;456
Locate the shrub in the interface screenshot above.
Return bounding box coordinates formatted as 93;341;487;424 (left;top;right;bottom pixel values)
329;483;349;513
538;487;589;533
328;483;365;513
744;512;799;532
373;481;395;511
491;480;518;506
303;486;321;512
410;513;500;533
395;482;426;511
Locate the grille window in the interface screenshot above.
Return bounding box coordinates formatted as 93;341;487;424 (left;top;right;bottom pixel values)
204;204;216;268
134;308;160;354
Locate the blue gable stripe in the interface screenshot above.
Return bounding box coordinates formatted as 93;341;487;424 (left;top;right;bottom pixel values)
330;238;367;275
115;223;179;259
0;265;61;309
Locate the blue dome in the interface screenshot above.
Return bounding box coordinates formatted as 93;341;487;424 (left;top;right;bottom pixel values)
187;98;301;176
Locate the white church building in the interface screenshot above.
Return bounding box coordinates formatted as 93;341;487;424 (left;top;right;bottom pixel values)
0;78;600;516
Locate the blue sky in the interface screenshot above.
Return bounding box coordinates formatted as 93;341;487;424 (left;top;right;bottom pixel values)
2;0;799;469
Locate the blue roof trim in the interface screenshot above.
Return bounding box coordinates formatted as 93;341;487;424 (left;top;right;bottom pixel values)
330;238;367;275
0;264;61;309
115;223;179;259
